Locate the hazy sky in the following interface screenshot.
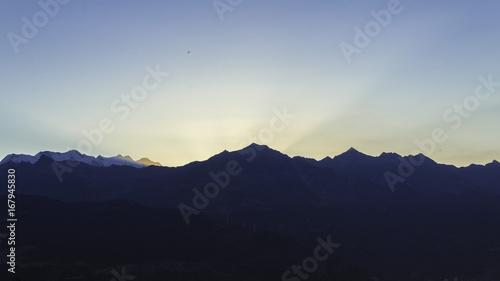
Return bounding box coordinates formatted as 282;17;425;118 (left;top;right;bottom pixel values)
1;0;499;167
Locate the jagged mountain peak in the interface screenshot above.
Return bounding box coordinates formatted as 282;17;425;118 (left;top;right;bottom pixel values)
379;151;401;158
246;143;271;151
115;154;135;161
235;143;289;158
486;159;500;167
137;157;162;167
334;147;372;160
346;147;359;153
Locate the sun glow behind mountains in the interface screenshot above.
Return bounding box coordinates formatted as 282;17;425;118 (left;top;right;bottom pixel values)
0;0;499;167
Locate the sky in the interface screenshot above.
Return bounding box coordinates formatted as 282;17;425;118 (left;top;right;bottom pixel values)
1;0;499;167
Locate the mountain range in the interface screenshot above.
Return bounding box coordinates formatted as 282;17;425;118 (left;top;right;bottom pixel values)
1;144;500;280
0;150;162;168
1;144;498;200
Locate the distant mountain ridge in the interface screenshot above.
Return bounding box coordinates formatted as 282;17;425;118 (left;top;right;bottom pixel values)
1;145;497;169
0;150;162;168
1;143;499;204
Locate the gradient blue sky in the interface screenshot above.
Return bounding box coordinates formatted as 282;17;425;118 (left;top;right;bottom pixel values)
1;0;499;167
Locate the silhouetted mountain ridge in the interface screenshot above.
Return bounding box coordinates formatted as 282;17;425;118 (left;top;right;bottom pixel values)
1;145;500;280
1;144;498;207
